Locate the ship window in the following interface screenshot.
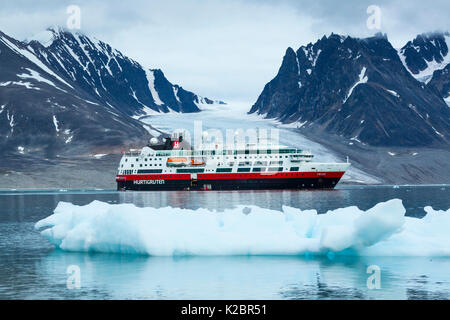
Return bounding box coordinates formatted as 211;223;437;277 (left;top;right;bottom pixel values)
268;167;282;172
255;161;267;166
145;158;147;161
125;159;128;162
270;161;283;166
140;164;142;167
237;168;251;173
131;164;134;168
290;167;299;172
252;168;263;172
137;169;163;174
217;168;232;173
136;158;139;161
177;168;205;173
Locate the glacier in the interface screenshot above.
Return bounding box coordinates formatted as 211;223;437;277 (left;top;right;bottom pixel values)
35;199;450;257
143;102;381;184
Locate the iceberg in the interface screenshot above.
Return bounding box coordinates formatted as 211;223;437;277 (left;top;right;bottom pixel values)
34;199;450;257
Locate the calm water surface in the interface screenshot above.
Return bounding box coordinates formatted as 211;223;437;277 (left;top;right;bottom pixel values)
0;185;449;299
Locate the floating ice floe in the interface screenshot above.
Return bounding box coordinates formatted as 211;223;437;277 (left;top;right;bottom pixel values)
34;199;450;257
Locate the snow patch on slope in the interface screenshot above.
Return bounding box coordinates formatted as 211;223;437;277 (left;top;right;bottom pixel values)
146;70;164;106
53;115;60;133
445;96;450;107
132;106;161;120
0;81;37;89
344;67;368;103
386;89;400;98
18;68;67;92
0;35;73;88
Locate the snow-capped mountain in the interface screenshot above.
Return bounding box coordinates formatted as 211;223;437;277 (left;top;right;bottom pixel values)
399;32;450;103
399;32;450;84
249;33;450;147
0;27;220;156
0;30;150;157
26;27;219;118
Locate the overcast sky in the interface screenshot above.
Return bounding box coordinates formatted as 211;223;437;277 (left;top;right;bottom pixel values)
1;0;449;103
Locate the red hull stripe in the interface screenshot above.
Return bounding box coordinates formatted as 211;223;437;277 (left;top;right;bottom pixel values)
116;172;345;181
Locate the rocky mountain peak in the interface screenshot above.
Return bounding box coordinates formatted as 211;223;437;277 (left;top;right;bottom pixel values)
250;33;450;147
0;27;222;157
399;31;450;82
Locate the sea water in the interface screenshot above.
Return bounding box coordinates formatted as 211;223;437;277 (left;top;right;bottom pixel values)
0;185;449;299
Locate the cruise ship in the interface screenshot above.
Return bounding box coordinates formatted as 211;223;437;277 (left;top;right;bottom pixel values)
116;133;350;191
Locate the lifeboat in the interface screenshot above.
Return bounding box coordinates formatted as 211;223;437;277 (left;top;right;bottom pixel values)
191;159;205;166
167;157;189;167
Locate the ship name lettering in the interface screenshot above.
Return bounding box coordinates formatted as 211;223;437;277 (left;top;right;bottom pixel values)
133;180;165;185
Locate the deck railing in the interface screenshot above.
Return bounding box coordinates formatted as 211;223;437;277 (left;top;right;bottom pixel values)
123;148;311;157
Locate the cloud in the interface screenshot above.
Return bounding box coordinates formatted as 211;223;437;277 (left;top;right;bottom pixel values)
0;0;449;103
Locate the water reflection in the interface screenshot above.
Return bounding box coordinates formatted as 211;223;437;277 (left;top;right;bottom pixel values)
5;253;445;299
117;186;449;217
0;186;448;223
